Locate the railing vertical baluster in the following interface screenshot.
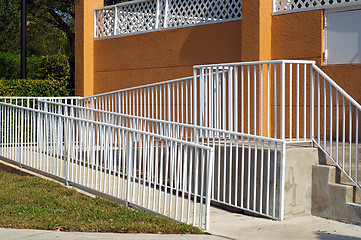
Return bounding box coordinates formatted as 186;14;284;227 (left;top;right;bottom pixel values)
324;78;327;150
343;96;346;170
356;110;359;183
297;64;300;141
289;63;292;141
303;64;307;140
163;0;169;28
241;66;244;133
274;64;277;139
310;65;314;142
234;66;239;133
336;91;339;163
267;64;270;138
254;65;257;136
349;103;352;175
261;64;264;137
114;6;117;36
318;73;320;143
229;67;234;132
248;66;251;135
281;61;286;141
330;85;333;157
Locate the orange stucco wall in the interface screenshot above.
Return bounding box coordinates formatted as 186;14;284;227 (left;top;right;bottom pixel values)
75;0;103;97
93;21;243;95
76;0;361;102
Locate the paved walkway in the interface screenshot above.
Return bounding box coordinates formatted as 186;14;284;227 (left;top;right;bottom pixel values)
0;229;223;240
208;208;361;240
1;214;361;240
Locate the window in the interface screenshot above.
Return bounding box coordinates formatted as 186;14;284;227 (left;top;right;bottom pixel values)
324;7;361;65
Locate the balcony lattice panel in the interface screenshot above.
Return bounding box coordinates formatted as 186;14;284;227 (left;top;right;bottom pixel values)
274;0;361;14
95;8;115;38
95;0;242;38
166;0;242;27
116;0;160;35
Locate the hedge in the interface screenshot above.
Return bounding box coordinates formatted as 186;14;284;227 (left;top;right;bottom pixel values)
36;55;70;81
0;79;69;97
0;52;70;81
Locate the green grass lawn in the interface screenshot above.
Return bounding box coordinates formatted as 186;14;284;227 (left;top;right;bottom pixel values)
0;170;203;234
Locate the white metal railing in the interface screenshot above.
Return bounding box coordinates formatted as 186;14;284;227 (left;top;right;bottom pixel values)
78;60;316;140
0;99;214;230
0;97;80;146
40;99;286;220
194;60;315;140
194;60;361;191
311;65;361;191
95;0;242;38
273;0;361;15
78;76;194;125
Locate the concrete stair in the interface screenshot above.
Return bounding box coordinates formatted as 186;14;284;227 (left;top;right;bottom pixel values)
312;163;361;225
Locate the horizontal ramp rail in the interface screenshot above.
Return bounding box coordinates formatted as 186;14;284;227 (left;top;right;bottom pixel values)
0;101;214;230
40;99;286;220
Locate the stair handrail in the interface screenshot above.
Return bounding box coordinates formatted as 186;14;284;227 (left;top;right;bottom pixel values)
310;63;361;191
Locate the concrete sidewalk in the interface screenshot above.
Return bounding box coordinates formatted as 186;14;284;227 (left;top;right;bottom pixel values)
208;208;361;240
1;214;361;240
0;229;224;240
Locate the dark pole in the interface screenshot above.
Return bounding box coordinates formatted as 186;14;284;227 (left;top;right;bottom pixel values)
20;0;27;79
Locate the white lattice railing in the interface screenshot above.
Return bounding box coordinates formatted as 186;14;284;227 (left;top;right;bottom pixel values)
95;0;242;38
273;0;361;14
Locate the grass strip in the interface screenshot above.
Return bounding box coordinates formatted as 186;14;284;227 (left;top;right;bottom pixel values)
0;170;203;234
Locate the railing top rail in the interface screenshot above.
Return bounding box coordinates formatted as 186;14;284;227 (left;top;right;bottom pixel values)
39;99;285;144
95;0;152;11
273;0;361;15
312;64;361;112
0;101;213;151
194;60;316;69
79;76;193;100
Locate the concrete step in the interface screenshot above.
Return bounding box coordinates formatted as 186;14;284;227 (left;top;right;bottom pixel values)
312;164;361;225
318;149;361;203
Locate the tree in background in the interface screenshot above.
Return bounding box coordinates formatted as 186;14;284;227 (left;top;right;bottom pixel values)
0;0;133;88
0;0;71;57
0;0;74;87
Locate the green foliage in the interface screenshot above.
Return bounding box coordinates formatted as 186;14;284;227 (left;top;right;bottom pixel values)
27;55;43;79
0;52;19;79
0;0;70;56
0;0;75;86
0;79;69;97
0;52;70;82
36;55;70;81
